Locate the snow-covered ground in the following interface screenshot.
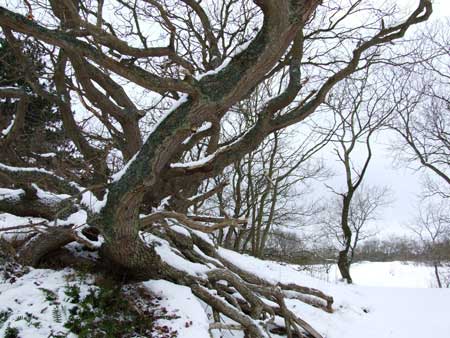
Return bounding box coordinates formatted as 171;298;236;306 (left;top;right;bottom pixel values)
304;260;448;288
216;250;450;338
1;248;449;337
0;269;88;338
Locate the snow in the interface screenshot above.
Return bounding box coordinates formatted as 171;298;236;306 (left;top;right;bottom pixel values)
0;188;24;201
171;132;242;169
0;162;107;214
193;245;222;266
60;210;104;249
0;269;90;338
64;241;100;261
219;248;328;287
57;210;87;227
171;124;256;169
170;153;216;169
0;241;449;338
0;213;47;241
195;60;230;80
191;229;215;246
182;122;213;145
72;223;105;249
80;190;108;213
195;39;254;80
1;114;15;137
319;261;442;288
0;86;22;91
32;184;71;204
36;152;57;158
0;185;70;205
110;151;139;182
305;286;450;338
155;196;171;211
215;250;450;338
143;280;210;338
0;162;57;176
0;208;94;244
140;232;210;277
169;223;192;237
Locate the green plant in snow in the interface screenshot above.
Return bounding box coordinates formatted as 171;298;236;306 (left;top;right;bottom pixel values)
63;280;153;338
39;288;58;303
0;309;12;328
14;312;41;329
52;306;63;324
3;325;19;338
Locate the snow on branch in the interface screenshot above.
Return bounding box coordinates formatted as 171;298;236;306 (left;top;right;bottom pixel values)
140;211;246;234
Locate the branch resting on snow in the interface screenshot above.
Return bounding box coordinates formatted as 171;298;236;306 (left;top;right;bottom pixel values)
158;227;332;338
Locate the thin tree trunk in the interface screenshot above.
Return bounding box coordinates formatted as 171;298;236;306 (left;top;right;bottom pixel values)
337;194;353;284
434;263;442;288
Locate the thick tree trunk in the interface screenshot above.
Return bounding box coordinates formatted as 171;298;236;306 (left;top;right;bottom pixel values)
96;190;160;279
100;237;161;280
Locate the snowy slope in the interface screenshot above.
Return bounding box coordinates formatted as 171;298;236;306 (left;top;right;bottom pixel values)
217;249;450;338
143;280;210;338
0;269;86;338
1;248;449;337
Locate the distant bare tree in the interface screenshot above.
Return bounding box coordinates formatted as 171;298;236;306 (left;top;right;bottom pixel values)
213;127;330;257
321;185;390;277
264;228;308;262
390;21;449;199
408;200;450;288
321;70;395;283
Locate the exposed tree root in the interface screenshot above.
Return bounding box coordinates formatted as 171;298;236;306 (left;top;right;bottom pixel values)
17;226;75;266
145;224;333;338
4;216;333;338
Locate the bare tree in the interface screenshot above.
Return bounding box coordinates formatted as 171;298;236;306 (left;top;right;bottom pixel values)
264;228;309;263
0;1;432;336
408;200;450;288
321;70;395;283
175;83;330;258
204;97;331;258
321;185;390;270
389;21;449;199
387;22;450;289
215;129;328;258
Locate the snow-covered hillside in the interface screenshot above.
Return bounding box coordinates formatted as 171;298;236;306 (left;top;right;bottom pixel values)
217;250;450;338
1;249;450;338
